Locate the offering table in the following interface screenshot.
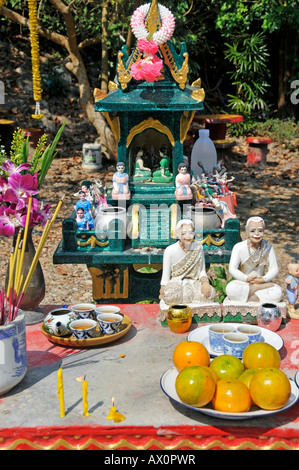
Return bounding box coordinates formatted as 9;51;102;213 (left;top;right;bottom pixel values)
0;304;298;451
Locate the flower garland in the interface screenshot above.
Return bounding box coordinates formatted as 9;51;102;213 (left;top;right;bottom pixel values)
130;3;175;82
28;0;43;119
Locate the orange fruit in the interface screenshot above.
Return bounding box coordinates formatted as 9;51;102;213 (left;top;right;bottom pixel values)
175;365;216;407
202;365;219;383
212;378;252;413
242;342;281;369
239;368;262;389
209;354;245;380
249;368;291;410
173;341;210;371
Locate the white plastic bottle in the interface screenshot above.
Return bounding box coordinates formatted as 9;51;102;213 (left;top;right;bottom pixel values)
191;129;217;179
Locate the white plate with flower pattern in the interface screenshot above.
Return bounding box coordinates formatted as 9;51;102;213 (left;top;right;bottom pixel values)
160;366;299;420
187;323;284;356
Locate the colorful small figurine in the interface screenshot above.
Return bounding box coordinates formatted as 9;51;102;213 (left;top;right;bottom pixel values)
76;207;90;230
81;180;94;203
92;179;108;208
175;162;192;200
285;258;299;317
201;174;217;202
152;146;173;183
75;190;93;218
112;162;131;200
133;148;152;182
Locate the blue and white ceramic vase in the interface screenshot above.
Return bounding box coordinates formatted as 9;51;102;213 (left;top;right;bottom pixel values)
0;311;27;395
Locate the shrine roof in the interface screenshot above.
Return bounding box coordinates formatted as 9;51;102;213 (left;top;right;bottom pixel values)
95;82;204;113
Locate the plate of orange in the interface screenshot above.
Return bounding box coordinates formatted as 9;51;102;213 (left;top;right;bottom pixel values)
160;366;299;420
187;323;283;356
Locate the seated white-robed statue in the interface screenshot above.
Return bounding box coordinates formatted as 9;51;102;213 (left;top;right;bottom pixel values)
225;216;283;304
160;219;216;305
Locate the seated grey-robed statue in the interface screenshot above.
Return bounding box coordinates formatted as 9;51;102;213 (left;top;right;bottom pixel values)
225;216;283;304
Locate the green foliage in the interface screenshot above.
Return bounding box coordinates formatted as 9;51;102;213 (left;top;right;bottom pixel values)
9;128;28;166
228;117;299;150
36;119;68;188
1;120;67;188
224;32;270;115
208;264;233;304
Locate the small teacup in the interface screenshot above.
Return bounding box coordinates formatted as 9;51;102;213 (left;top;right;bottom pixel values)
236;325;262;344
97;313;123;335
70;319;97;339
95;305;121;316
222;332;249;359
208;324;236;353
71;303;95;320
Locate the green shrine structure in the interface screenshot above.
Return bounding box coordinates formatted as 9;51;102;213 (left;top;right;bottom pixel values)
53;0;240;312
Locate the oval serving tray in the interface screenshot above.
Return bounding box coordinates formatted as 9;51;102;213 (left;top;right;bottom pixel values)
41;314;132;348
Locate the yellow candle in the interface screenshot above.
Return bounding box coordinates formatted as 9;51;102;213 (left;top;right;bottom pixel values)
106;397;125;423
57;368;65;418
82;377;90;417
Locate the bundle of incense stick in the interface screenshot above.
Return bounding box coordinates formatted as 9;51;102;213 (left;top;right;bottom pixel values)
0;195;65;326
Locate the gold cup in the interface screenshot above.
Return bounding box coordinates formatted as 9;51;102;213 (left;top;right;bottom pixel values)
167;304;192;333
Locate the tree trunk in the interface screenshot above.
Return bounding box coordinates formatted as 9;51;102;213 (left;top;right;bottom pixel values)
277;25;293;118
101;1;109;93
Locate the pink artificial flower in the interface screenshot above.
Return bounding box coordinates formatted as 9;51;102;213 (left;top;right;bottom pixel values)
137;39;158;55
131;57;163;82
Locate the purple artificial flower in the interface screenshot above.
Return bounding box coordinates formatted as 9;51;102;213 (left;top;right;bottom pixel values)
0;205;17;237
0;160;50;238
0;161;31;175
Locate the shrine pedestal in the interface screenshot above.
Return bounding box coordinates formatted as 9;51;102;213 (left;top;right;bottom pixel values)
222;298;287;324
159;300;222;324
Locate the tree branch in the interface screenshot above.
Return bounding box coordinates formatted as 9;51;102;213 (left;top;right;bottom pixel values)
0;5;68;49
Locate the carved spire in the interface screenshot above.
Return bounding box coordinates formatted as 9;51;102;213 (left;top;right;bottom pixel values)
145;0;161;37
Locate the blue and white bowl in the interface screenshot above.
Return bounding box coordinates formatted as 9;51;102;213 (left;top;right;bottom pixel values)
208;324;236;353
70;319;97;339
236;325;261;344
96;313;123;335
222;332;249;359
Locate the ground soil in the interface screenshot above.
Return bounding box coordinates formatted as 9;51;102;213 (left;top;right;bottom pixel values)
0;40;298;308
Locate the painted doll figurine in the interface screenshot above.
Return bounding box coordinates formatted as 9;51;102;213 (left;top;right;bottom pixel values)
112;162;131;200
133;148;152;182
201;174;217;202
160;219;216;305
75;190;93;218
81;180;94;202
226;216;283;304
76;207;94;230
285;259;299;317
175;163;193;200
